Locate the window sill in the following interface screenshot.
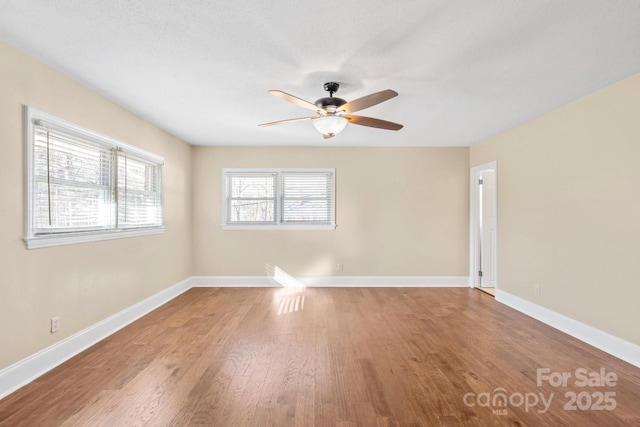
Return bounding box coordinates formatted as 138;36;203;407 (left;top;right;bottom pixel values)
24;227;165;249
221;224;336;231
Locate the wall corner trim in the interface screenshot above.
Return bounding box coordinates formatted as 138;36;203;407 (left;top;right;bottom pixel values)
496;289;640;369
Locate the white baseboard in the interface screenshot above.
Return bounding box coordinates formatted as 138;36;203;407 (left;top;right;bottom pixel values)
0;275;466;399
496;289;640;369
5;278;636;401
191;275;470;288
0;278;191;400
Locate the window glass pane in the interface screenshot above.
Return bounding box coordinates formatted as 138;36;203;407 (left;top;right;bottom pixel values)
227;174;276;223
282;173;333;223
118;153;162;227
230;175;274;198
282;199;330;222
230;200;275;222
47;184;112;229
33;126;113;232
282;173;330;198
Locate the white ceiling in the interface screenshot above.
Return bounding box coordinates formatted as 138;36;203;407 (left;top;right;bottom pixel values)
1;1;640;147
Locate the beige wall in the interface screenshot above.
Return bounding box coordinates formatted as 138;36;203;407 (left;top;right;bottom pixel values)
471;73;640;346
9;27;637;375
0;39;469;373
0;41;193;369
192;146;469;277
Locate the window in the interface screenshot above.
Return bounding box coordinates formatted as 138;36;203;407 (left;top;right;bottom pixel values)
24;107;164;249
222;168;335;230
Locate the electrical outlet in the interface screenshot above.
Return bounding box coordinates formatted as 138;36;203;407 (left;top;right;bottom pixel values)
51;316;60;333
337;263;344;271
534;284;540;296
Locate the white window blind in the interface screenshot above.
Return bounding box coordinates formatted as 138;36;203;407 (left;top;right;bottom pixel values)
117;151;163;228
25;107;164;248
33;125;115;233
281;172;333;224
223;169;335;230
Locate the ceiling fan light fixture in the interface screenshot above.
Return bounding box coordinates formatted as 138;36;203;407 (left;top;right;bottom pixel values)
260;83;402;136
313;115;348;137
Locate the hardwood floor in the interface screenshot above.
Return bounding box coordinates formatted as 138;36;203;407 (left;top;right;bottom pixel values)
1;287;639;426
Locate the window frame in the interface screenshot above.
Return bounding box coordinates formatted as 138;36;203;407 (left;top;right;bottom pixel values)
24;106;165;249
221;168;336;230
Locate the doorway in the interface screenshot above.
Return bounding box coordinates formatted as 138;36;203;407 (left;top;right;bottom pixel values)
470;162;497;296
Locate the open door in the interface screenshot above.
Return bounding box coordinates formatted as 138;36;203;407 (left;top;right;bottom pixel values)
470;162;497;294
479;170;496;287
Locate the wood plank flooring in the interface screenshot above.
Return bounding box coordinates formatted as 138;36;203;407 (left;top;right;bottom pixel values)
1;287;639;426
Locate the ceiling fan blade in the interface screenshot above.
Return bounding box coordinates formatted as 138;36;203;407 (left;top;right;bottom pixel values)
345;115;404;131
268;90;321;112
339;89;398;113
258;116;316;127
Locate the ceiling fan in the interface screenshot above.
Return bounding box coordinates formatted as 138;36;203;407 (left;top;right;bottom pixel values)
258;82;403;139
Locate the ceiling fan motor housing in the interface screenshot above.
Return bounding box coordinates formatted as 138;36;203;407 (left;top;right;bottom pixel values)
314;96;347;109
315;82;346;110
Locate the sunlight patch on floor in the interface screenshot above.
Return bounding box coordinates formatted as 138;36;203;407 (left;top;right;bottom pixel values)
277;294;305;315
265;264;307;315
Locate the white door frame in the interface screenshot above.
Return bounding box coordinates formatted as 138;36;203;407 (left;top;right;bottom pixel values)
469;161;497;288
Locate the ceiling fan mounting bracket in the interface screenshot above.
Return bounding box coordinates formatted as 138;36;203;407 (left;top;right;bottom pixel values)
323;82;340;96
